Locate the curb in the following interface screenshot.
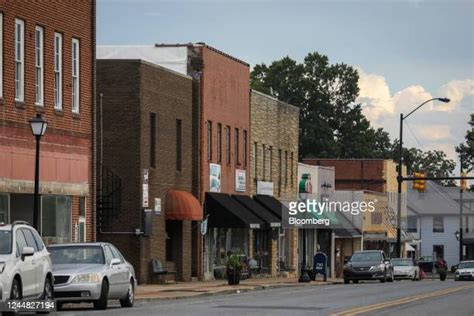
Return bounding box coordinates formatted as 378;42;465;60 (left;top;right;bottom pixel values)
135;280;342;302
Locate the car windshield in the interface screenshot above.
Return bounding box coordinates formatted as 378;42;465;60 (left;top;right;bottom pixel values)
49;246;105;265
350;252;382;262
392;259;414;266
0;231;12;254
458;262;474;269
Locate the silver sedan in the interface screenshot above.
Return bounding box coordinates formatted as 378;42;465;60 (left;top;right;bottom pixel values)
48;242;137;310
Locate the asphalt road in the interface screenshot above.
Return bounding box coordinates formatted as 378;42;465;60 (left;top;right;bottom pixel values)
58;280;474;316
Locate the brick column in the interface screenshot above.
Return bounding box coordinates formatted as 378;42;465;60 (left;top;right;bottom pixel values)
181;220;192;281
268;229;278;276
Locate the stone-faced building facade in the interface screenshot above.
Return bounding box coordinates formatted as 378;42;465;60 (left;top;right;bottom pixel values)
0;0;95;243
97;59;201;283
250;90;299;275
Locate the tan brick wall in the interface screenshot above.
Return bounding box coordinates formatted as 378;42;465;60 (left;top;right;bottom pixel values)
250;90;299;200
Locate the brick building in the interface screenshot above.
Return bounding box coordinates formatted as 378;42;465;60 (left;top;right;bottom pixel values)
0;1;95;243
250;90;299;275
302;159;406;193
96;59;201;283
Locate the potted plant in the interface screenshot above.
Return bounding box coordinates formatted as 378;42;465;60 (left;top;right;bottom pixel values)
226;254;243;285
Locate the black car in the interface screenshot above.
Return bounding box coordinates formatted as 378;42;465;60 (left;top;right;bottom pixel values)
343;250;394;284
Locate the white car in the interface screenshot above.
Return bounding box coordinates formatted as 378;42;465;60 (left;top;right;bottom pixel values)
0;221;54;303
391;258;420;281
455;260;474;281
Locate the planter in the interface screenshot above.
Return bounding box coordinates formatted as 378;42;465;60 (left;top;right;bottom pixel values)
227;268;242;285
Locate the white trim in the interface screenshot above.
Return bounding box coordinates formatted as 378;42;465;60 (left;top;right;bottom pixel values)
71;38;80;113
54;32;63;110
35;26;44;106
14;19;24;102
0;13;3;98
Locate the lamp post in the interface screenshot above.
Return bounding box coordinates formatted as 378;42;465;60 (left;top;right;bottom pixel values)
396;98;450;258
298;174;311;283
29;114;48;232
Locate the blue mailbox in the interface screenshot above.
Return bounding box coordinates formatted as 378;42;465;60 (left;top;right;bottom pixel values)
313;252;328;282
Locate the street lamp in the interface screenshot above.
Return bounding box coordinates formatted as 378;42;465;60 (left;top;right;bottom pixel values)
29;114;48;232
298;174;311;283
396;98;450;258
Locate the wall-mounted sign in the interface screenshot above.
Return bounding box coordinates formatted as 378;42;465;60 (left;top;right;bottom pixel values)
201;218;208;235
250;223;260;229
235;169;246;192
210;163;221;192
142;169;149;208
154;198;161;215
257;181;274;196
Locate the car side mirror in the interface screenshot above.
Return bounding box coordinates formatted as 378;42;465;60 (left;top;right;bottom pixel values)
21;246;34;260
384;261;391;265
110;258;121;267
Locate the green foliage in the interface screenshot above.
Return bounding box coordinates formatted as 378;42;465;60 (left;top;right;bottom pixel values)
250;52;392;159
226;255;243;271
456;113;474;172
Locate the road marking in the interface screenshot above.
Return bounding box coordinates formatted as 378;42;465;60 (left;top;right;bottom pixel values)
331;284;474;316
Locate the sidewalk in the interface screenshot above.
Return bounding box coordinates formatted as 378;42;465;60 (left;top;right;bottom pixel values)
136;277;343;301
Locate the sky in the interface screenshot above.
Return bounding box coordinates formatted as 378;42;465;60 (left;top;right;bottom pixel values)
97;0;474;164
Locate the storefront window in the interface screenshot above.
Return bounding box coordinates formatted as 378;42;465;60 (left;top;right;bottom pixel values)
42;195;71;245
0;194;9;223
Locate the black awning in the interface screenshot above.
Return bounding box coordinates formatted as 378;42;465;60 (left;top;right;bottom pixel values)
232;195;281;228
253;195;287;220
205;192;265;229
331;211;361;237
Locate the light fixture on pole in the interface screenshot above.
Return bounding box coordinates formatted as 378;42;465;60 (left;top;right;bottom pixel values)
396;98;450;258
29;114;48;232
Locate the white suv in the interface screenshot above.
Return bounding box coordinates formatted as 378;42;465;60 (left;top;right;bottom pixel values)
0;221;53;303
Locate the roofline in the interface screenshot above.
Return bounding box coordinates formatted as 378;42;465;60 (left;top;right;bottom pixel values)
154;42;250;67
97;59;192;80
303;158;391;161
251;89;300;111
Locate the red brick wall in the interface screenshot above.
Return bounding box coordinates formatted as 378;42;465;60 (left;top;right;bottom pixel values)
303;159;386;192
199;46;250;200
0;0;95;241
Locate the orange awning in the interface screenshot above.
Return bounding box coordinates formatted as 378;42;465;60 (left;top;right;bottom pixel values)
165;190;203;221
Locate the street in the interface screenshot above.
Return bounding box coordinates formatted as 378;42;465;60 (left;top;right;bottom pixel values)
57;280;474;316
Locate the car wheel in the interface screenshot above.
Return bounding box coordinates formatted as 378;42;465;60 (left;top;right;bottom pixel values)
38;276;54;314
120;279;135;308
93;279;109;310
344;278;350;284
3;279;22;316
10;278;22;300
380;271;386;283
353;280;359;284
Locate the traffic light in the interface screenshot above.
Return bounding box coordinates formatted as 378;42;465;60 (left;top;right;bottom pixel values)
461;172;468;192
412;172;426;192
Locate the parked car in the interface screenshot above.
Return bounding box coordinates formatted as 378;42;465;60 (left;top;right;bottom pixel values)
417;256;434;273
343;250;394;284
454;260;474;281
391;258;420;281
48;243;136;310
0;221;54;308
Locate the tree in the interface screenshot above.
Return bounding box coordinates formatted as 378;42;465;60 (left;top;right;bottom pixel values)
251;53;386;159
456;113;474;172
392;142;456;186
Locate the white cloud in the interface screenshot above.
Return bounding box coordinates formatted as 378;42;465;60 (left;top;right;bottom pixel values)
417;125;452;141
356;67;472;161
438;79;474;112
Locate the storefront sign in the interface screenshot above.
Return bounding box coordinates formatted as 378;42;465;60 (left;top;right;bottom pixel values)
210;164;221;192
154;198;161;215
250;223;260;229
257;181;274;196
235;169;246;192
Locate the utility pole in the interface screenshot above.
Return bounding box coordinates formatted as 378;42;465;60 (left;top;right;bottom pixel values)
459;156;464;262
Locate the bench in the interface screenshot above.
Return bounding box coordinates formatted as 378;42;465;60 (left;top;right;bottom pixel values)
151;259;177;283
